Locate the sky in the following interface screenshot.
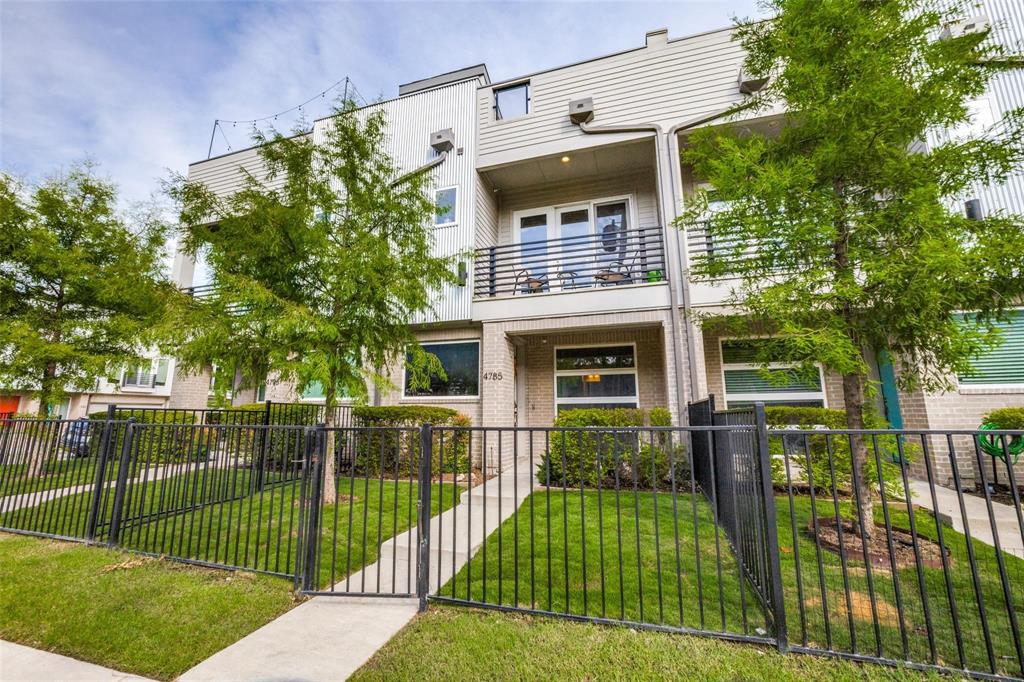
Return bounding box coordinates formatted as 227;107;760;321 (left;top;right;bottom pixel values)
1;0;763;209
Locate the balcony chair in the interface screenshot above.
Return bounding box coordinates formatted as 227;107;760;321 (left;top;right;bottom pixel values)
513;269;549;295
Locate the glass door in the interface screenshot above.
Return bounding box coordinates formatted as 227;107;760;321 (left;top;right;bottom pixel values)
594;200;629;284
517;212;550;293
555;205;591;289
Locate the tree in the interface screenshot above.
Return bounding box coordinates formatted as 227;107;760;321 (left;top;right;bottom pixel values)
165;100;459;503
0;163;173;418
678;0;1024;540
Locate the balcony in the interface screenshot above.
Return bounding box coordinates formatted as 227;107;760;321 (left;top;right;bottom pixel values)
474;226;667;299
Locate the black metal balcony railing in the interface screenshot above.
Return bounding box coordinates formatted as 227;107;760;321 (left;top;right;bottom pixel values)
686;220;760;275
474;226;667;298
121;373;158;389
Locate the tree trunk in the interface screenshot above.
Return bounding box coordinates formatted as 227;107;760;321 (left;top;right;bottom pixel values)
841;371;875;542
322;374;338;505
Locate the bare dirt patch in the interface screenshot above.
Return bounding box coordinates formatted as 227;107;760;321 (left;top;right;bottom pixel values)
808;516;949;570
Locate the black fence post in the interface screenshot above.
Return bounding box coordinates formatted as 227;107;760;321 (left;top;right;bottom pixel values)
754;402;788;653
301;424;325;592
417;423;433;612
106;417;137;547
85;405;118;540
254;399;271;492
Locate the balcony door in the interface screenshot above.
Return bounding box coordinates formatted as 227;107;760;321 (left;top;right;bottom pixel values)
513;196;633;293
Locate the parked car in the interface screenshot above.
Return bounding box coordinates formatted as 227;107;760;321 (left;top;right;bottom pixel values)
63;418;92;457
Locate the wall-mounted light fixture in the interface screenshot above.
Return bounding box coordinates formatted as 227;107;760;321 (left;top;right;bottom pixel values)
583;374;601;383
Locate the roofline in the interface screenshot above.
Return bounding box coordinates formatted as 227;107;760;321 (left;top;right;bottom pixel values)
398;63;490;96
311;72;486;125
480;22;741;91
188;130;311;167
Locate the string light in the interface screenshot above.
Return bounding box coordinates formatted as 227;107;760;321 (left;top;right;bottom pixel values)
207;76;363;158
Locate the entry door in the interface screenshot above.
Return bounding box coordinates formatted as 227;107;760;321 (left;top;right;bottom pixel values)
517;212;550;289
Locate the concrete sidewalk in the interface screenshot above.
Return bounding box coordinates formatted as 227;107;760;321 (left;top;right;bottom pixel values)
178;461;536;682
911;480;1024;558
0;640;153;682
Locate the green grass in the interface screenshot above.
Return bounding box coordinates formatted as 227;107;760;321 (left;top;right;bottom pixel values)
0;458;117;495
0;531;297;681
1;467;459;589
352;605;940;681
444;487;1024;678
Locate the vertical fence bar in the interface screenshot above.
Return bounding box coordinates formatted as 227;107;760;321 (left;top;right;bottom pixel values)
85;405;117;540
417;423;433;611
301;425;325;592
754;403;788;652
106;418;137;547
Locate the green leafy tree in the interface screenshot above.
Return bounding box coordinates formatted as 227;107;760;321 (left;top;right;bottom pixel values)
0;163;173;418
165;100;459;503
678;0;1024;539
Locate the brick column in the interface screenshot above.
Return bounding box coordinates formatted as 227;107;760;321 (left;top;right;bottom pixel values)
481;322;516;428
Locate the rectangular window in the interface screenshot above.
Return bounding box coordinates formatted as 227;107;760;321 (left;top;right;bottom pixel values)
555;345;638;413
494;82;529;120
435;187;456;226
301;382;325;400
957;310;1024;386
720;339;825;409
404;341;480;397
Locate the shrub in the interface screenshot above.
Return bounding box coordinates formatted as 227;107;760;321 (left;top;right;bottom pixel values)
230;402;322;470
765;406;908;498
87;410;213;463
982;407;1024;430
351;405;470;476
537;408;687;490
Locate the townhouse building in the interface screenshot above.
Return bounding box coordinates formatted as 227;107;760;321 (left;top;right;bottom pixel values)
177;13;1023;484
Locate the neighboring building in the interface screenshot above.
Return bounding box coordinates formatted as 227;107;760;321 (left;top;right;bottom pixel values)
1;352;180;418
178;17;1023;485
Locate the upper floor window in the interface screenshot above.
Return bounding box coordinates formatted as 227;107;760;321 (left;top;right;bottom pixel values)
435;187;457;226
122;358;169;388
494;82;530;120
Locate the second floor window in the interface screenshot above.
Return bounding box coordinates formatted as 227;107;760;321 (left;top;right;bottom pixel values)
494;82;529;120
435;187;457;226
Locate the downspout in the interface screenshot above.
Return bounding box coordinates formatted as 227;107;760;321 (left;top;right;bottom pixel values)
390;150;449;187
577;120;689;422
576;100;761;422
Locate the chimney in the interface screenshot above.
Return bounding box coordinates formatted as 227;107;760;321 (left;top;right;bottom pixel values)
646;28;668;48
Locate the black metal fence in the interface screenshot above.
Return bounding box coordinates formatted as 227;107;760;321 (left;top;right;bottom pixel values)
1;410;1022;680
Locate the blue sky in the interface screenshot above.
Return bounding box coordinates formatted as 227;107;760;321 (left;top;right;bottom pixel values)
1;0;762;206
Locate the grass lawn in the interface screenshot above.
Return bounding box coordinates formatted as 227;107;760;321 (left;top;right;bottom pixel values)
0;458;114;496
0;531;297;681
1;467;459;589
444;487;1024;678
352;605;940;681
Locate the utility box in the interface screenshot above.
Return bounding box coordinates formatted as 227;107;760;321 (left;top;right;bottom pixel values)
568;97;594;124
430;128;455;153
940;15;991;40
738;68;769;95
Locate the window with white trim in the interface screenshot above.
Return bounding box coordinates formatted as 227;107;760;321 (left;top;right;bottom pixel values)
434;187;456;226
957;309;1024;386
404;341;480;397
554;345;639;413
494;82;529;120
720;339;825;408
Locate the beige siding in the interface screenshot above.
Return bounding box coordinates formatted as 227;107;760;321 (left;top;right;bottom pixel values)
475;174;499;249
496;169;659;246
477;28;747;168
188;137;304;200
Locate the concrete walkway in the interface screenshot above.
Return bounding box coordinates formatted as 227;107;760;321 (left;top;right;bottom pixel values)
911;480;1024;558
178;461;536;682
0;640;153;682
0;464;177;514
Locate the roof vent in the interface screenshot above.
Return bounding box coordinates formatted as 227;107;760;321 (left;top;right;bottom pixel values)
430;128;455;153
738;68;769;95
568;97;594;125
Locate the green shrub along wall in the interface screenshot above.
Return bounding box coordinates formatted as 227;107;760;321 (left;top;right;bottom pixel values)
87;410;214;464
983;407;1024;430
351;406;471;476
765;406;908;498
537;408;687;490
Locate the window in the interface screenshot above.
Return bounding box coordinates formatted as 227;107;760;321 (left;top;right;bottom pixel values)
555;345;639;413
720;339;825;408
404;341;480;397
121;358;168;388
435;187;457;226
494;82;529;120
957;309;1024;386
301;382;325;400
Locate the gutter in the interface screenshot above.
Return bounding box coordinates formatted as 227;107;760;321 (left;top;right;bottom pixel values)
575;98;762;423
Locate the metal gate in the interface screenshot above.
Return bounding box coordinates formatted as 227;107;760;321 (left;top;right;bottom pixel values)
297;426;432;603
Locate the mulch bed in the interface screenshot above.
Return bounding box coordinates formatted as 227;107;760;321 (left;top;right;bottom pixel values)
809;516;949;570
971;483;1024;508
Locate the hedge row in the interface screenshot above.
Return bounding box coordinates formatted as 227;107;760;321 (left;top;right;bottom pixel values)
537;408;686;490
351;405;471;475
